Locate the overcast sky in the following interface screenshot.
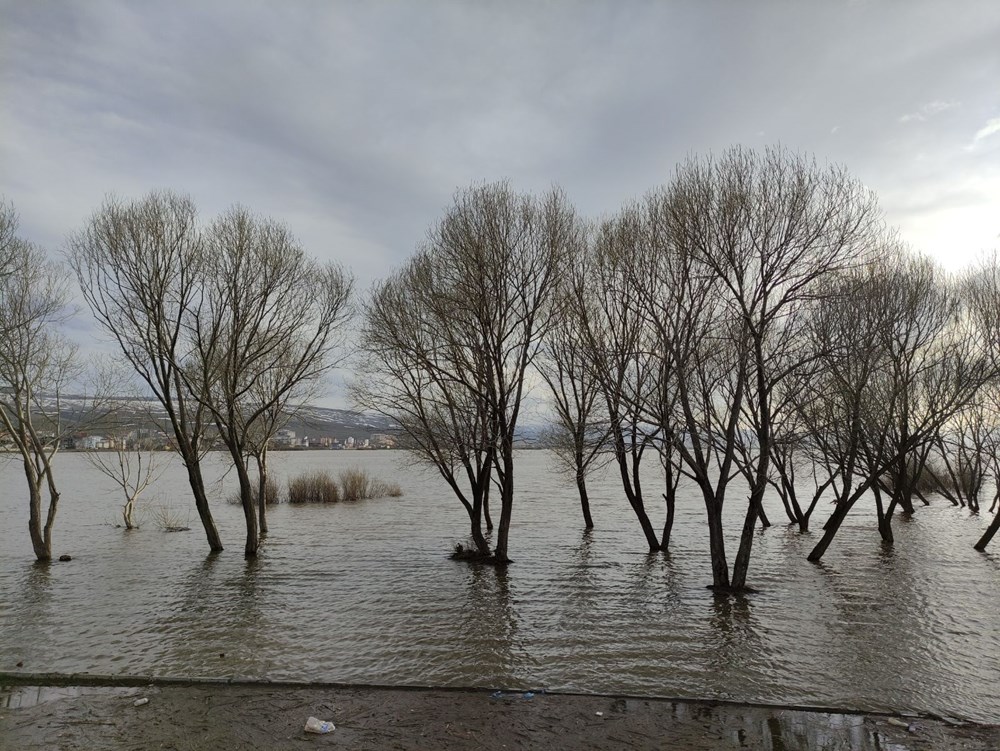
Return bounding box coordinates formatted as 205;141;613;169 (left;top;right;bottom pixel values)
2;1;999;402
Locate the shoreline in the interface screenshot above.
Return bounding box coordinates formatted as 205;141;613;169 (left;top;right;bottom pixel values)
3;673;999;750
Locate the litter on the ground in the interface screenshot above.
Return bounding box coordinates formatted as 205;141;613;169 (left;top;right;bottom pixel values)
133;698;149;707
490;690;536;700
304;716;335;734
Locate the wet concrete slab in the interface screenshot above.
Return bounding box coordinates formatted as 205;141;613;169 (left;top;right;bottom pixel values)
2;678;999;750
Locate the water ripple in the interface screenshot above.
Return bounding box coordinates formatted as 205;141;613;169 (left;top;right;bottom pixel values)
1;451;999;722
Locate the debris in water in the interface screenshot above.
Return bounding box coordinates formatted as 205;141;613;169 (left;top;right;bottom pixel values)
133;698;149;707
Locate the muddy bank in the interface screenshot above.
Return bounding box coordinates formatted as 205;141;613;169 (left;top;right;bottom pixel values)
2;677;999;750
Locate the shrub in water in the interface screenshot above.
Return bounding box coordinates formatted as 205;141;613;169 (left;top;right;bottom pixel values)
339;467;403;500
287;471;340;503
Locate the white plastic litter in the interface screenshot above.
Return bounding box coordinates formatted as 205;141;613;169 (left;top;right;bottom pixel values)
133;698;149;707
304;716;335;734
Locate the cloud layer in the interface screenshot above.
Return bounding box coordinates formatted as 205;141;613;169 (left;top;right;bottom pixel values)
2;1;998;279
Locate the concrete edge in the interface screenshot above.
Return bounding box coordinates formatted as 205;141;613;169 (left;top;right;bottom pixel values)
0;671;960;723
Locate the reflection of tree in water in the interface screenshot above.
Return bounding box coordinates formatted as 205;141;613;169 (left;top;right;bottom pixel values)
812;537;950;716
705;593;764;697
156;554;276;679
459;564;519;688
624;550;682;610
564;529;598;606
664;700;882;750
2;563;54;669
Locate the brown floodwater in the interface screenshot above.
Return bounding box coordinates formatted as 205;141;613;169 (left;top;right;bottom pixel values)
1;450;998;723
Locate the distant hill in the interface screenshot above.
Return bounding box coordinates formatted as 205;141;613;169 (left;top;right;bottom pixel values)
42;394;398;441
41;394;549;445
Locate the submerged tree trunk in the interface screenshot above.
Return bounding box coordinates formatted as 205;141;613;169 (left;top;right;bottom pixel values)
576;470;594;530
184;459;223;552
808;496;860;561
26;465;49;562
613;445;659;552
469;488;491;556
661;493;675;551
483;482;493;531
25;458;60;563
706;506;730;589
493;451;515;564
975;512;1000;551
256;450;269;537
236;458;260;557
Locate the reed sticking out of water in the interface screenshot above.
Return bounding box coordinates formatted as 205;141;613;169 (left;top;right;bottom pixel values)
338;468;403;501
286;468;403;504
287;472;341;503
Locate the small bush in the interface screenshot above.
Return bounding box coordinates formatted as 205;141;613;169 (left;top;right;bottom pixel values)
338;467;402;500
148;504;192;532
287;471;340;504
338;468;368;501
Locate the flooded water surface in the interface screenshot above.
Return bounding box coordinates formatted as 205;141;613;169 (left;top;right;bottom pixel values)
1;450;998;723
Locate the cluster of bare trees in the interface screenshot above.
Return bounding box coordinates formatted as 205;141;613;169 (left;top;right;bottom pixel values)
3;192;353;561
66;192;353;557
359;150;1000;592
356;182;579;563
4;147;1000;587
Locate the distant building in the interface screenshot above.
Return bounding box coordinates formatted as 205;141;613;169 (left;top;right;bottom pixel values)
274;428;297;446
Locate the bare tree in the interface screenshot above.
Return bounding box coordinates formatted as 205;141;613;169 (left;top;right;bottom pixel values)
185;206;353;556
805;251;992;560
652;147;882;590
68;192;224;552
83;410;163;529
923;398;991;511
571;209;668;552
536;289;610;529
0;213;78;561
357;182;574;564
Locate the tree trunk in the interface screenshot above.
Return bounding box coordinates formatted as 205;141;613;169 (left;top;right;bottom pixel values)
628;489;660;553
878;496;897;545
123;495;137;529
706;507;730;588
469;484;491;556
576;472;594;530
974;511;1000;551
42;479;59;561
493;451;515;564
234;458;260;556
731;442;772;589
257;450;269;537
731;502;759;590
661;493;675;551
27;471;49;562
614;451;659;552
808;497;858;561
483;482;493;531
183;459;223;552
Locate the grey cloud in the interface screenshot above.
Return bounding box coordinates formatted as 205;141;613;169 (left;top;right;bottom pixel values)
2;0;999;281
